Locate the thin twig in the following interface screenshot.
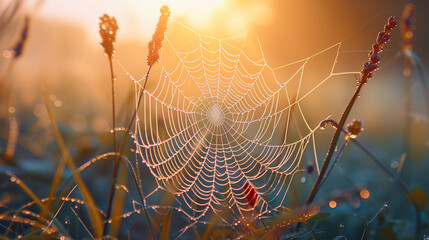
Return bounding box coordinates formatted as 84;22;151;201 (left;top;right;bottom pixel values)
360;203;387;240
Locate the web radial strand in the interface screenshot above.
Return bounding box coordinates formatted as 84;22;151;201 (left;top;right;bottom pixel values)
114;17;353;225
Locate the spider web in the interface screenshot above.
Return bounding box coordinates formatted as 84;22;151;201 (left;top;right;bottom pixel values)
116;17;359;231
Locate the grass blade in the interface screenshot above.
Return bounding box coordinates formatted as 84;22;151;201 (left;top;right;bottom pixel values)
43;89;104;238
160;209;172;240
3;172;69;237
109;159;128;236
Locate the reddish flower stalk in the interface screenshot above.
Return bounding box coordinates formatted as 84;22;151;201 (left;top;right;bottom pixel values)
305;17;397;206
359;17;397;85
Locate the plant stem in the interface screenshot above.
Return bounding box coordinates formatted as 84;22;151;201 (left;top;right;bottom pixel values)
109;59;117;152
103;66;156;240
360;203;387;240
317;140;349;193
305;82;364;205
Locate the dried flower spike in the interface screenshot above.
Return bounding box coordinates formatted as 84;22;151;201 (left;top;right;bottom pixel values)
401;4;415;51
359;17;397;85
147;5;171;67
99;14;119;60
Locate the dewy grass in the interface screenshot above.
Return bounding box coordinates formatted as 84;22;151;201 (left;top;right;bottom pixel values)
2;3;429;239
305;16;398;206
43;89;104;238
3;172;69;237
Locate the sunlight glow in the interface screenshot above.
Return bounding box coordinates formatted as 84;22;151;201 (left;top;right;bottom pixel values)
164;0;225;9
39;0;270;40
161;0;225;28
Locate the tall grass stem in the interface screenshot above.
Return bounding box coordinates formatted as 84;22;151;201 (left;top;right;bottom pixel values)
103;67;156;239
305;83;364;205
305;16;397;205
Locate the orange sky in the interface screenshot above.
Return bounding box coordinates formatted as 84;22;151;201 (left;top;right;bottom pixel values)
36;0;265;40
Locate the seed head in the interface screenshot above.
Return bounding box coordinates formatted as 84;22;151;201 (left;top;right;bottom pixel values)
99;14;119;60
346;119;363;139
147;5;171;67
359;16;397;85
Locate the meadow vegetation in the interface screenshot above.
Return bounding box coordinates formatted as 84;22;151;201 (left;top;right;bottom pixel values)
0;1;428;239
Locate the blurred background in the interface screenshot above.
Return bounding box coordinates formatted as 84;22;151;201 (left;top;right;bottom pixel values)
1;0;429;134
1;0;429;239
